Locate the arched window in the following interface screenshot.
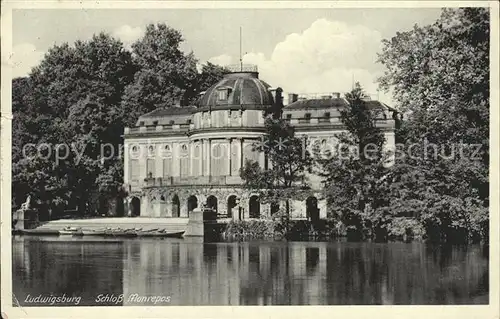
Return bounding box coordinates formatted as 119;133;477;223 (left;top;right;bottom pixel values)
306;196;319;222
130;197;141;217
148;145;155;156
206;195;218;213
212;144;222;158
171;195;180;217
227;195;237;218
187;196;198;215
249;195;260;218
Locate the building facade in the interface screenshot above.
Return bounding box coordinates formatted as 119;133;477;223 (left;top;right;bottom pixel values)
123;65;396;220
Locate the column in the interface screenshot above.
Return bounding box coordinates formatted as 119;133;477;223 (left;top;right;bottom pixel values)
202;139;207;176
199;140;204;176
259;145;265;168
180;195;188;217
124;143;129;184
126;197;132;217
172;143;180;177
226;138;232;176
155;144;163;178
189;142;194;176
240;138;244;168
205;139;211;177
140;145;148;182
241;197;249;219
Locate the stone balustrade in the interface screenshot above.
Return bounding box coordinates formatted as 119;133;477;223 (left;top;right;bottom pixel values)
142;175;244;187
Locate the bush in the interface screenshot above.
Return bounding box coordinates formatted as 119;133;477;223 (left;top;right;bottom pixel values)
388;217;425;241
223;219;283;241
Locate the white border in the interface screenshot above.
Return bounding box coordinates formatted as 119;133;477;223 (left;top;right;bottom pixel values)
1;1;499;319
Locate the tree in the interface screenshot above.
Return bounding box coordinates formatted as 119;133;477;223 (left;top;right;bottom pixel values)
379;8;489;241
12;33;137;216
318;83;391;241
121;23;198;125
240;99;313;217
196;62;229;93
377;8;489;242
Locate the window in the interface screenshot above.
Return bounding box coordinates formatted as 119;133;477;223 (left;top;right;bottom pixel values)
320;112;331;123
186;119;192;124
217;89;228;101
217;87;231;101
181;144;188;152
169;120;175;125
299;113;312;124
153;120;158;126
148;145;155;157
286;114;292;120
213;144;221;157
164;145;170;151
139;121;145;126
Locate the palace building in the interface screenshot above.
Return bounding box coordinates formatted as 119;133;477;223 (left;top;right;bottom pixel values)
123;65;396;220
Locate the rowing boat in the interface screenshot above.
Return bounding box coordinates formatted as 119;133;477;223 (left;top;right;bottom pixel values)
59;230;76;235
80;229;107;236
104;229;138;237
19;229;60;235
136;231;184;238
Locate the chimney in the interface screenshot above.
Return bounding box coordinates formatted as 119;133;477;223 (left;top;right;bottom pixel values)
269;88;277;101
288;93;298;103
321;95;332;100
332;92;341;99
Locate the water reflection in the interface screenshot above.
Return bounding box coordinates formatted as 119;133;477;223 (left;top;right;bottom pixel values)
12;237;488;306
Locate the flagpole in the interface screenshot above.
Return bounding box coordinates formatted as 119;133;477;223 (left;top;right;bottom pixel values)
239;26;243;71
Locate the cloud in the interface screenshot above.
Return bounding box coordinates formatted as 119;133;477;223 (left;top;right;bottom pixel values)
10;43;45;78
207;18;393;105
208;54;233;67
112;25;143;48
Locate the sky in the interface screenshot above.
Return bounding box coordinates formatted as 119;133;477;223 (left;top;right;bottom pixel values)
11;8;443;105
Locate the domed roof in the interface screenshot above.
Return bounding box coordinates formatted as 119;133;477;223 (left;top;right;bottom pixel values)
198;70;274;110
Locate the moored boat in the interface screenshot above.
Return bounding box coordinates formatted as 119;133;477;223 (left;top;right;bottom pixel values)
59;230;76;235
104;228;138;237
19;229;60;235
136;231;185;238
59;227;80;236
81;229;107;236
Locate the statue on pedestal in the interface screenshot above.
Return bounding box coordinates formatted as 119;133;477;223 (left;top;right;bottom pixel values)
20;195;31;211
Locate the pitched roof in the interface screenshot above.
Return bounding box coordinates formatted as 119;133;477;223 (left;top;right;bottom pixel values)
284;98;347;110
140;106;196;118
284;98;396;112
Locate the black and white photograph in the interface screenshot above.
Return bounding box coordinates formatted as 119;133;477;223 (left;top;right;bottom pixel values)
0;1;498;318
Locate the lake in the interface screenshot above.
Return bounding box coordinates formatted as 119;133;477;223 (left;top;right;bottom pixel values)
12;236;489;306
